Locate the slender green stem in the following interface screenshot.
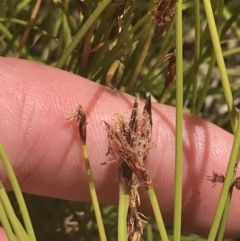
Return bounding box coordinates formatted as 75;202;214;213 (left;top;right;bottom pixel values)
146;223;153;241
147;187;168;241
62;11;72;47
0;201;16;241
116;1;137;48
183;0;218;105
205;47;240;61
127;23;155;92
195;53;215;115
55;1;78;32
0;143;36;241
91;24;150;82
216;186;233;241
137;18;175;96
0;18;56;38
118;184;128;241
190;0;200;113
202;0;237;131
82;144;107;241
196;0;224;115
56;0;111;68
223;7;240;38
0;23;20;54
207;115;240;240
174;1;183;241
0;182;31;241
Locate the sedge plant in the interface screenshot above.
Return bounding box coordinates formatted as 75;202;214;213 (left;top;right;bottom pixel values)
1;0;240;240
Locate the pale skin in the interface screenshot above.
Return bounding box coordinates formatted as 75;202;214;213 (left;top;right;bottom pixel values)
0;57;239;239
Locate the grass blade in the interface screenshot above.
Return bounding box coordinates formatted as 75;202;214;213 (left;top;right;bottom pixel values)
207;114;240;240
0;143;36;241
174;0;183;240
56;0;112;68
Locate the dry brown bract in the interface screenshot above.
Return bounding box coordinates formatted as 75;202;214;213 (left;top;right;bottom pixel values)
234;177;240;190
165;52;176;90
207;171;240;191
207;170;225;187
127;182;148;241
102;95;153;190
152;0;177;36
66;105;87;145
110;0;127;39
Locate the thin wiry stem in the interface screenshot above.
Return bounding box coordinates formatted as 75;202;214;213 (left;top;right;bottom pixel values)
174;0;183;240
67;106;107;241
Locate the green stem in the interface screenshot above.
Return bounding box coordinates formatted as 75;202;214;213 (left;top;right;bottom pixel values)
216;186;233;241
190;0;200;113
202;0;237;131
0;182;31;241
183;0;218;105
146;223;153;241
118;184;128;241
0;201;16;241
174;1;183;241
195;53;215;115
0;23;21;55
56;0;111;68
207;114;240;240
82;144;107;241
127;23;155;92
147;187;168;241
196;0;224;115
0;143;36;241
205;47;240;61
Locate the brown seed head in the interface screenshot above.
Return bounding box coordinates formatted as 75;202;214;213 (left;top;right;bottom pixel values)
234;177;240;190
103;95;153;189
152;0;177;37
66;105;87;144
207;171;225;187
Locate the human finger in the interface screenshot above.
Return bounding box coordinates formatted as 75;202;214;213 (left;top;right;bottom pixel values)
0;57;239;237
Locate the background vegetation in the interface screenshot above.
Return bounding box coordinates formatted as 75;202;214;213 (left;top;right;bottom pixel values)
0;0;240;240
